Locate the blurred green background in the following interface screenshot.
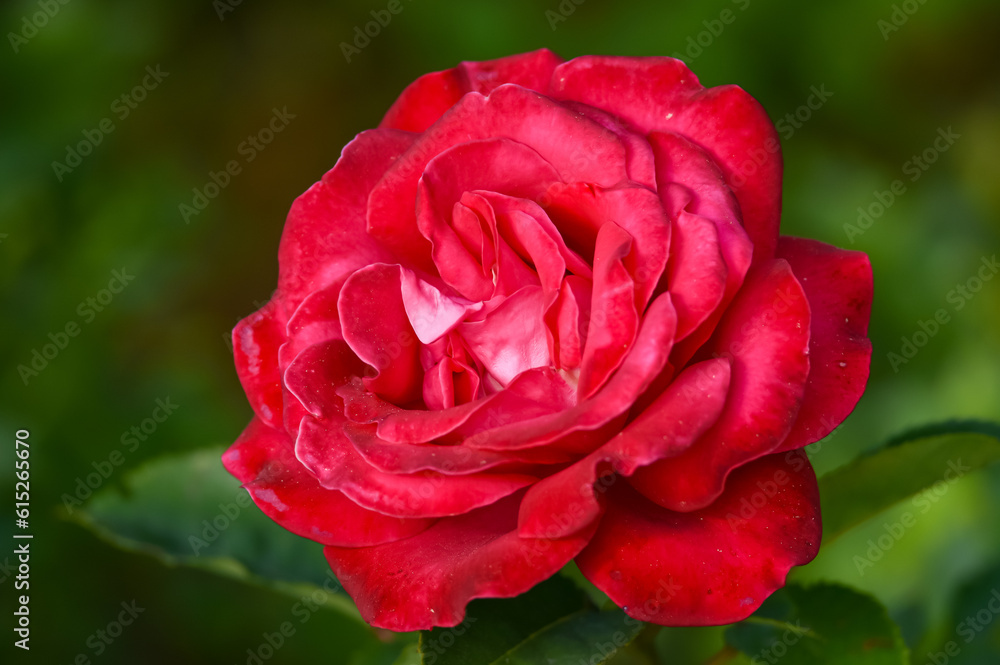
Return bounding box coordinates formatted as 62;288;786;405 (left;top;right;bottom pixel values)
1;0;998;663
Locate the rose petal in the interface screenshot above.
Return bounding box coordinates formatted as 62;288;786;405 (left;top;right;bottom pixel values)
576;451;821;626
550;56;781;262
375;366;574;445
222;418;433;547
345;421;570;476
543;183;670;310
578;221;638;399
416;139;562;299
775;237;873;450
296;415;537;519
460;292;677;451
368;85;630;269
629;259;811;512
518;358;731;539
278;129;409;313
282;340;368;422
339;264;423;405
233;298;286;429
459;286;554;387
324;490;596;631
380;49;564;132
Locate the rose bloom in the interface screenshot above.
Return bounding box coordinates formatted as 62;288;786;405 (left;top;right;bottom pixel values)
223;49;872;631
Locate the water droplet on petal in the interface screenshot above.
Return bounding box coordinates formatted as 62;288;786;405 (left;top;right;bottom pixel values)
609;570;623;581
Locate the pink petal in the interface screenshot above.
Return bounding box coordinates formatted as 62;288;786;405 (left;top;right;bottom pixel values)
629;260;811;512
775;237;873;451
222;418;433;547
295;415;537;519
518;358;731;539
549;56;782;262
278;129;408;313
380;49;564;132
324;490;595;631
576;451;821;626
461;293;677;451
232;298;286;430
459;286;554;387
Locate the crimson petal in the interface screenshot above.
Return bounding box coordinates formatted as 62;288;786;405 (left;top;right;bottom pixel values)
629;259;810;512
576;451;821;625
324;490;595;631
222;418;433;547
550;56;781;262
296;415;537;518
380;49;564;132
775;237;873;451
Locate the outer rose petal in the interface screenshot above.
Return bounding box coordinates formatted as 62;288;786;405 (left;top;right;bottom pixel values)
380;49;564;132
222;418;433;547
775;237;873;450
278;129;408;314
549;56;782;262
233;298;286;430
576;451;821;626
324;491;596;631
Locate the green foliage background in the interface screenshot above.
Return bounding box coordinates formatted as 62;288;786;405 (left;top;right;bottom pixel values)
1;0;998;663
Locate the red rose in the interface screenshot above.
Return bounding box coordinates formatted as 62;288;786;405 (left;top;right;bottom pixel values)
223;49;872;631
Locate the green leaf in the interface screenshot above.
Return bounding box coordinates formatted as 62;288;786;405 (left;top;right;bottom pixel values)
725;583;908;664
818;422;1000;544
418;574;643;665
68;447;362;622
